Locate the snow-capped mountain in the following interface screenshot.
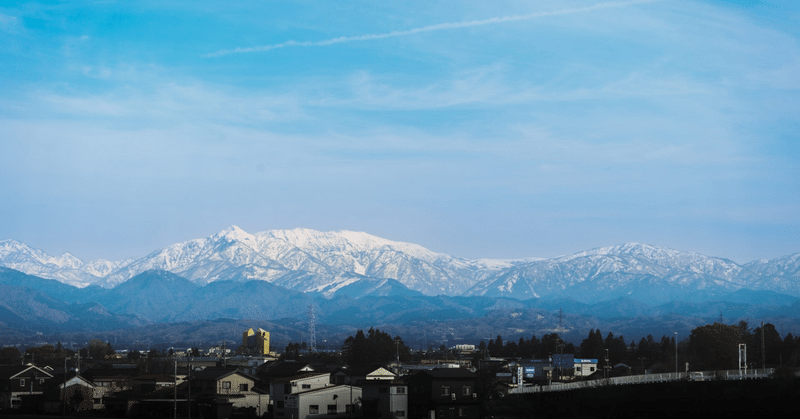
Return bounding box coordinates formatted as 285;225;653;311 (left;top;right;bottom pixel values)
465;243;798;303
1;231;799;301
744;252;800;294
0;226;515;295
0;240;130;288
99;226;510;295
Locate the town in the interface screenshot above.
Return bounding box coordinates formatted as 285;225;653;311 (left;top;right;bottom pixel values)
2;322;799;418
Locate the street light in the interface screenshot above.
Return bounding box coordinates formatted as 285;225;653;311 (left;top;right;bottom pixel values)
674;332;678;374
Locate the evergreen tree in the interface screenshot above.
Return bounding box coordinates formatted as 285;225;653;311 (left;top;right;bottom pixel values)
687;323;745;370
342;328;409;364
750;323;783;367
580;329;605;360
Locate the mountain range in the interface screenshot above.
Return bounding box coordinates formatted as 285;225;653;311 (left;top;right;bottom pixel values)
2;226;799;301
1;227;799;345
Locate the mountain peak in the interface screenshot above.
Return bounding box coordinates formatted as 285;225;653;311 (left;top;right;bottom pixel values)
213;225;255;243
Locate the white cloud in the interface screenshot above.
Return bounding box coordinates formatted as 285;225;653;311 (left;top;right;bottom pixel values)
206;0;665;57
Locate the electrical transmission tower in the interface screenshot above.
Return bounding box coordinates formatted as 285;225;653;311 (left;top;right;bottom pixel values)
308;305;317;352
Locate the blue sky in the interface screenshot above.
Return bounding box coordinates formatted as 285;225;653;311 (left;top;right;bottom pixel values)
1;0;798;263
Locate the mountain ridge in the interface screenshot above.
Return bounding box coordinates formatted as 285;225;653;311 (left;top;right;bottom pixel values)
2;228;799;301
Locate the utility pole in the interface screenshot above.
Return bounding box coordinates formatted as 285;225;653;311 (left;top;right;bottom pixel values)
188;355;192;419
674;332;678;375
173;354;177;419
308;305;317;353
61;355;66;419
395;337;401;363
761;321;766;369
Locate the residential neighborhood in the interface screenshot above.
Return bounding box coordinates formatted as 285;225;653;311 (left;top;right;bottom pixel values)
1;323;798;418
0;326;549;419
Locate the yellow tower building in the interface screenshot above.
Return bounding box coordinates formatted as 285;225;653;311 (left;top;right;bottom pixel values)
242;328;270;355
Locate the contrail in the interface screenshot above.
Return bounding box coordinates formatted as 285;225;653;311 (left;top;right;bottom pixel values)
206;0;662;57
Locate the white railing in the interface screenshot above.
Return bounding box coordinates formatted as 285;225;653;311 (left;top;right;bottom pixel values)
508;368;775;394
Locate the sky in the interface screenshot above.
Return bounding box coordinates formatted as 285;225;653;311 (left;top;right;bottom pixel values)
1;0;799;264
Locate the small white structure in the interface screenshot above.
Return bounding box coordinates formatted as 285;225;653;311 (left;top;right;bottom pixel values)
284;385;361;419
574;359;598;378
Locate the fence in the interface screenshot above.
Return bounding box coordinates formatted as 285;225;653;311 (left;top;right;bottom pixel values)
508;368;775;394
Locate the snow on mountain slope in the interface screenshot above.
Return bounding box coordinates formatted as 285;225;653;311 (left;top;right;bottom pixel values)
565;243;760;283
466;244;799;302
0;240;126;288
98;226;492;295
2;232;799;301
744;252;800;294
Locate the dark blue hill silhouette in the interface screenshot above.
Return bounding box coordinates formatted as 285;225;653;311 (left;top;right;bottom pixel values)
2;267;800;344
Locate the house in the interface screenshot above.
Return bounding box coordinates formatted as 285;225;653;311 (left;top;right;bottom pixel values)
283;384;361;419
190;367;262;408
406;369;480;419
258;360;319;388
0;364;54;410
334;365;406;419
270;372;331;417
361;379;407;419
333;365;396;385
82;365;139;409
41;374;95;414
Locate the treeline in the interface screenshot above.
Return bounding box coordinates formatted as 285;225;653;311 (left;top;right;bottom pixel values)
342;327;411;364
0;339;206;375
687;322;799;370
483;321;800;372
0;339;114;366
482;333;576;359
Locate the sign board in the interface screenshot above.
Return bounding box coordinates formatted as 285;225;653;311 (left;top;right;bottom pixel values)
552;354;575;369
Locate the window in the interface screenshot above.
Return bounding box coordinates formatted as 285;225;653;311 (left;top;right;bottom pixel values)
309;405;319;414
441;386;450;396
240;383;249;392
222;381;231;389
327;404;337;414
462;386;471;396
395;386;406;394
20;379;25;387
302;384;311;389
589;367;595;372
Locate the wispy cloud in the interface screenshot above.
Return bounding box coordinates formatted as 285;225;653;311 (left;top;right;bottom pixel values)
0;13;21;33
206;0;664;57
